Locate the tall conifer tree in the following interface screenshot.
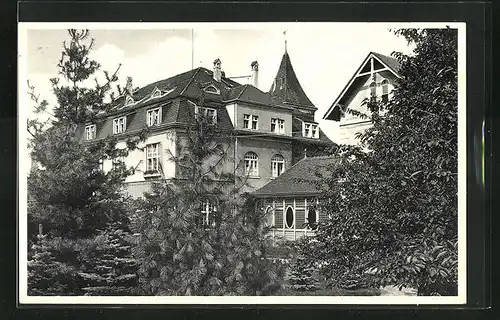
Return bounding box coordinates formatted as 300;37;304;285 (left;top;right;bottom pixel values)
27;29;145;295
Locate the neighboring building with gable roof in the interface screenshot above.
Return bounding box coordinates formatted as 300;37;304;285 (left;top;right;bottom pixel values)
252;155;339;241
78;49;335;198
322;52;401;145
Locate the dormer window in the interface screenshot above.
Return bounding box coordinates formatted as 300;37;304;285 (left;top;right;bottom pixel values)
124;95;135;107
85;124;96;140
113;116;127;134
204;85;220;95
303;122;319;139
147;107;162;126
195;106;217;124
304;123;310;137
150;87;163;99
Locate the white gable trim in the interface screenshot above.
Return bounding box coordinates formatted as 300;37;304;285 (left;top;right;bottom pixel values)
118;95;136;110
323;52;400;120
150;87;163;99
371;55;401;79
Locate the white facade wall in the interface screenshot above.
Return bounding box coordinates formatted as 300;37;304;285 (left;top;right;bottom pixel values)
102;130;177;182
233;102;293;136
338;73;395;145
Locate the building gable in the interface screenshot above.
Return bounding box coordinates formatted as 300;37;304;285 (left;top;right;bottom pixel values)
323;52;401;121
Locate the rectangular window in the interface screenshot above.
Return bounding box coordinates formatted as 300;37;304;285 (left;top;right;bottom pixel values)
271;118;285;134
201;200;217;227
304;123;310;137
304;122;319;139
271;161;284;178
196;106;217;124
251;115;259;130
146;143;160;173
147;107;162;126
113;116;126;134
243;114;258;130
243;114;250;129
85;124;96;140
311;124;318;138
112;156;125;170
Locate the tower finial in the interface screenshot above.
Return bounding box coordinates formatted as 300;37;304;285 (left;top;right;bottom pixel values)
283;30;287;52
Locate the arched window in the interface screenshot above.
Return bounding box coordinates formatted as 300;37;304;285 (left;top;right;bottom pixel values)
271;154;285;177
369;81;377;97
244;152;259;177
264;206;274;227
285;206;294;229
381;79;389;103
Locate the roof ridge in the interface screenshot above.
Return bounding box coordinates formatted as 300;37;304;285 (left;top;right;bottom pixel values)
237;84;250;100
179;67;202;96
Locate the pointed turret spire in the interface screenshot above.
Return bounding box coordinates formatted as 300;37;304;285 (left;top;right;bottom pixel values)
268;49;317;111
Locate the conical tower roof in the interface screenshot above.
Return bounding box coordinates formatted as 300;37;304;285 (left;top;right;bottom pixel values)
268;51;317;111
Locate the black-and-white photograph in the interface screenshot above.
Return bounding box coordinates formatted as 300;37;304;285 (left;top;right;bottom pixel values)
18;22;466;304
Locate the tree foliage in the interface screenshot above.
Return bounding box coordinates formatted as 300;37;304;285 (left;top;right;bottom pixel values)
131;102;285;295
27;29;144;295
78;221;139;295
27;233;78;296
311;28;459;296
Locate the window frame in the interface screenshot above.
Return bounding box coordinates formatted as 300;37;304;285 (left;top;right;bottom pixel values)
303;122;319;139
251;115;259;130
264;206;275;227
271;154;285;178
244;151;259;177
112;156;125;170
243;114;251;129
147;107;162;127
113;116;127;134
145;142;161;174
271;118;285;134
196;106;218;124
369;81;377;97
285;206;295;229
381;79;389;103
201;199;218;227
85;124;96;140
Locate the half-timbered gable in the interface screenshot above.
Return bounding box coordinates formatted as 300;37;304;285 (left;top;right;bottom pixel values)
323;52;401;145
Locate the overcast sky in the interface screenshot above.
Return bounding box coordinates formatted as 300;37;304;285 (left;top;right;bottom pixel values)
23;23;417;142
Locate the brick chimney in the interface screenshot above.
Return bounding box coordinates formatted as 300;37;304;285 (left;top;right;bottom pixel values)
251;61;259;88
213;58;222;82
125;76;133;94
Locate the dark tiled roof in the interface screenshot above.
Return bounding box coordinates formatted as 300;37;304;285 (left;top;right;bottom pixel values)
268;52;317;111
110;67;241;112
225;84;291;109
252;156;339;197
371;52;401;73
